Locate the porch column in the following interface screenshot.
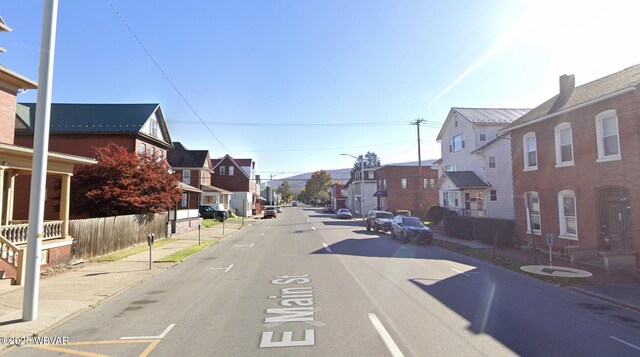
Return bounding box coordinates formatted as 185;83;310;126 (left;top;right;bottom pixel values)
59;173;71;238
5;171;16;225
0;167;5;227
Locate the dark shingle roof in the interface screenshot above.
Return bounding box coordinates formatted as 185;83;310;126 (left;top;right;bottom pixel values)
167;149;209;168
17;103;160;133
471;136;505;154
444;171;490;188
501;63;640;132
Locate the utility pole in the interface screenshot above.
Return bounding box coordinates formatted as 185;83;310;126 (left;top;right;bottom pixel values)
23;0;59;321
411;119;425;217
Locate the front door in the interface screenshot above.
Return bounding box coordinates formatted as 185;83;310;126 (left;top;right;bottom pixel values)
600;187;632;251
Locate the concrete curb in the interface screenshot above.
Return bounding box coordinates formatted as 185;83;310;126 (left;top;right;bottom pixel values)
570;287;640;313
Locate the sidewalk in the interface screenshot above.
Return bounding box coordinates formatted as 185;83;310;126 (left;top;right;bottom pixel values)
0;216;259;353
432;232;640;312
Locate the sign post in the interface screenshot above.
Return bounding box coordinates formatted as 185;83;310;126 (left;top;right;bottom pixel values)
545;232;555;268
198;224;201;246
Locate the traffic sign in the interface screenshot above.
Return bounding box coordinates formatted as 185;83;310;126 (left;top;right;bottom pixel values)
545;232;555;246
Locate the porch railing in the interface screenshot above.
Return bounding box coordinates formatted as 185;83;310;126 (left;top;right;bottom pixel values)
0;220;63;245
0;234;25;285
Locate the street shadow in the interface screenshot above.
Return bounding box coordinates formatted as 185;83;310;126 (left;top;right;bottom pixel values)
0;319;23;326
307;214;332;218
321;220;363;227
311;237;438;259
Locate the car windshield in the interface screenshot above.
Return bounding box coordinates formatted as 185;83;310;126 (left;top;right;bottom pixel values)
403;218;424;227
6;2;639;356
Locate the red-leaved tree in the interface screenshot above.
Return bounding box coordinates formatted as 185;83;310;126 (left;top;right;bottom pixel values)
71;143;182;217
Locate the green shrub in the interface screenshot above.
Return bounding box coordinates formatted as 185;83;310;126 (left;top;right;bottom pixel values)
444;215;474;240
425;205;445;224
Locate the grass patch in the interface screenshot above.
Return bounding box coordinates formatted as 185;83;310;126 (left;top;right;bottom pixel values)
202;217;242;228
154;239;220;263
93;238;177;262
432;239;591;287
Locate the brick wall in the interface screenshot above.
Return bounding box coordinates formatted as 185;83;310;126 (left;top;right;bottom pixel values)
511;91;640;256
0;87;17;145
211;157;250;192
376;165;439;217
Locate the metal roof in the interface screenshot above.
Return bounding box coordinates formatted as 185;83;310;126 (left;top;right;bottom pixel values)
17;103;160;133
501;63;640;133
443;171;490;188
452;107;530;124
167;148;210;168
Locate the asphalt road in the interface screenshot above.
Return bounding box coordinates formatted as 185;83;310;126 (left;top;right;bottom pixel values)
8;205;640;356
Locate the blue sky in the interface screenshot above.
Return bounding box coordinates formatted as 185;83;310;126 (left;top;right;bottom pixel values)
3;0;640;180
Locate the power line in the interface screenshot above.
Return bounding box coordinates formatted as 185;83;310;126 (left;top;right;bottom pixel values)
166;119;443;128
106;0;232;155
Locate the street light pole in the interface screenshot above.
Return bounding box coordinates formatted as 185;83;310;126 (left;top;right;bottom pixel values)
269;172;283;205
341;153;364;221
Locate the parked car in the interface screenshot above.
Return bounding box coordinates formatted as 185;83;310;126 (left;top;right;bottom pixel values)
366;210;394;232
263;206;277;219
390;215;433;244
323;205;335;213
336;208;352;219
291;201;298;206
199;204;228;222
276;206;283;213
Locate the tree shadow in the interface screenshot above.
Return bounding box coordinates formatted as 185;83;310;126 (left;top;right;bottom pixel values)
311;237;439;259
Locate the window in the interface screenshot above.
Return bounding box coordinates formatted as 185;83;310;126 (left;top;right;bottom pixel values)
595;110;621;161
558;190;578;239
182;170;191;184
181;193;188;208
367;171;374;179
555;123;574;166
382;179;387;189
490;190;497;201
479;127;486;142
443;191;459;207
449;133;465;152
430;178;436;187
401;178;407;189
140;143;146;156
158;150;163;162
445;164;456;172
525;192;541;235
150;146;155;159
229;166;235;176
219;166;226;175
150;117;159;137
423;178;428;189
523;132;537;170
488;156;496;168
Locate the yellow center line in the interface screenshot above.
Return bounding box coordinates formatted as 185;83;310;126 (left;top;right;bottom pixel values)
139;340;161;357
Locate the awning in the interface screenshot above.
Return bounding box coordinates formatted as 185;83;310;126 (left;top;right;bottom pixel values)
443;171;490;189
201;184;233;195
373;190;387;197
178;181;203;193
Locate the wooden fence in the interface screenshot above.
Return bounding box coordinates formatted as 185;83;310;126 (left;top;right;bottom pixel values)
70;213;168;261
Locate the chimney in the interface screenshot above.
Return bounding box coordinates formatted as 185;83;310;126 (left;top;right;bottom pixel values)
559;74;575;97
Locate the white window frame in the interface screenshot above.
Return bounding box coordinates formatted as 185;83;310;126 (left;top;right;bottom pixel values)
490;190;497;201
182;170;191;184
554;122;574;167
558;190;578;240
150;117;159;137
523;132;538;171
595;109;621;162
445;164;456;172
401;178;407;189
423;178;428;189
181;193;188;207
488;156;496;169
525;192;541;235
367;171;374;179
139;143;146;156
430;178;436;187
229;166;235;176
219;166;226;176
451;133;465;152
479;127;487;142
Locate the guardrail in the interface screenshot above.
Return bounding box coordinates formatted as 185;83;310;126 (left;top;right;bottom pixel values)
0;220;63;245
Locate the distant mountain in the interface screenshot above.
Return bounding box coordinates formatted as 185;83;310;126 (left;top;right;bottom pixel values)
264;159;437;193
268;168;351;193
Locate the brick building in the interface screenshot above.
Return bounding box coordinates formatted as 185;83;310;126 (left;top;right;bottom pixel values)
500;64;640;274
210;154;260;217
373;162;439;218
13;103;173;219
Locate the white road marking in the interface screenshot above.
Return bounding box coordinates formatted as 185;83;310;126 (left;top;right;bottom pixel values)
610;336;640;352
235;243;254;247
312;226;316;231
225;264;234;273
261;233;265;236
210;264;234;272
322;243;333;253
120;323;176;340
368;313;404;357
250;243;255;247
451;267;471;277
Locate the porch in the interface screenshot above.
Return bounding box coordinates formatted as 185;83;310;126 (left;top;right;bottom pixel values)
0;143;96;285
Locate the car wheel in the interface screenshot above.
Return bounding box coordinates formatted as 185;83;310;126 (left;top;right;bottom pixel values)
401;232;409;243
374;225;379;233
366;224;370;231
391;230;396;239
